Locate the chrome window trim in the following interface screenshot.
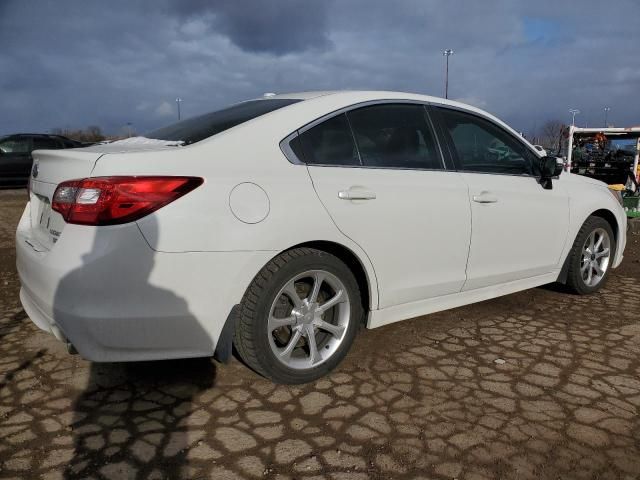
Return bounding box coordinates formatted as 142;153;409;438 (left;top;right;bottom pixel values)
279;99;447;172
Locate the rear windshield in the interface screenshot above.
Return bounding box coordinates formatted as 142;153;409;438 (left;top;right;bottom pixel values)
145;99;301;145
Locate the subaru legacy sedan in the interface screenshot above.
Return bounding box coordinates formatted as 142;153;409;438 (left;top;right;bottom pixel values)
16;91;626;384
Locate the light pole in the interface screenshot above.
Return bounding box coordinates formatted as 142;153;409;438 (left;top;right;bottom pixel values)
176;97;183;121
443;49;454;99
126;122;133;138
603;107;610;127
569;108;580;126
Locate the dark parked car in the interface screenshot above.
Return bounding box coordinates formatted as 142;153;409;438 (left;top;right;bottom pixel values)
0;134;86;187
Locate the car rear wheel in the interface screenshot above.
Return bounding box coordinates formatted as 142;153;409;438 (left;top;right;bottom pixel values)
566;216;615;295
234;247;362;384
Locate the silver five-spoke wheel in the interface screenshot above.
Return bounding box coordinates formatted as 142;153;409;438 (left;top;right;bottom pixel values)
580;227;611;287
268;270;350;369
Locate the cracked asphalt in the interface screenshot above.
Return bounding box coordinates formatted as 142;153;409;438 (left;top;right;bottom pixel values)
1;188;640;480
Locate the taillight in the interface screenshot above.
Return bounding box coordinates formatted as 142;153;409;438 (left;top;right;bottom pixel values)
52;176;203;226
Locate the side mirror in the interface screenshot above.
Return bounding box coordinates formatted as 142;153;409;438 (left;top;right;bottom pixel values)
539;156;563;189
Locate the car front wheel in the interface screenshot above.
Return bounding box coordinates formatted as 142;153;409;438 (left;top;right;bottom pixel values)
566;216;615;295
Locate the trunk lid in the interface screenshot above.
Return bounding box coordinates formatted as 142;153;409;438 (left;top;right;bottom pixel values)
27;149;104;250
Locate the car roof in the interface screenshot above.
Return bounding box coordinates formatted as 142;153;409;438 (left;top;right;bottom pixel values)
264;90;480;112
263;90;503;126
258;90;532;151
257;91;341;101
2;133;64;138
0;134;78;143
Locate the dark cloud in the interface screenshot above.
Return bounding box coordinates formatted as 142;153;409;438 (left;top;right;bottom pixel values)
170;0;331;53
0;0;638;137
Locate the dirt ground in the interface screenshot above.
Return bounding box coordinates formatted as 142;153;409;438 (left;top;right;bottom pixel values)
1;188;639;480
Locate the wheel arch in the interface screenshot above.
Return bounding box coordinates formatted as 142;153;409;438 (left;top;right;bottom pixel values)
214;240;377;363
589;208;619;244
285;240;375;319
557;208;619;284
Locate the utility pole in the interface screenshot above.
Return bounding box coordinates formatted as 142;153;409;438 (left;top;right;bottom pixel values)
569;108;580;126
603;107;610;127
443;49;454;99
176;97;183;121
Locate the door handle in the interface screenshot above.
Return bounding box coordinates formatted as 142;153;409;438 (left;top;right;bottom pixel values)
472;193;498;204
338;189;377;200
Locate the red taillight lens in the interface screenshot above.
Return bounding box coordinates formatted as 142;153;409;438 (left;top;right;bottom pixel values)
52;176;203;226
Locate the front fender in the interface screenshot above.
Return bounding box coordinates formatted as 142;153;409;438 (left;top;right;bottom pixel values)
559;174;627;271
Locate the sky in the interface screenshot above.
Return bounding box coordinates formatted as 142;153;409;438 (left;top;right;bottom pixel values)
1;0;639;137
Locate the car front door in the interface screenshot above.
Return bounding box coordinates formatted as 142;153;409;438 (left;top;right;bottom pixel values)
291;103;472;309
432;106;570;291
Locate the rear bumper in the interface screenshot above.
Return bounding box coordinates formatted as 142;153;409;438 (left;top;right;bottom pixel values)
20;286;68;342
16;203;275;362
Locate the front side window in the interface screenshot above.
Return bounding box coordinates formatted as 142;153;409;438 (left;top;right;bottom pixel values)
297;113;360;166
347;104;441;169
437;107;534;175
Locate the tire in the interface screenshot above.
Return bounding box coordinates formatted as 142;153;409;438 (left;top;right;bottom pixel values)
565;216;615;295
234;247;363;384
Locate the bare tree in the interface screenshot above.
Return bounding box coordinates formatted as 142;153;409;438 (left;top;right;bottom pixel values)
84;125;104;142
51;126;106;143
539;120;567;152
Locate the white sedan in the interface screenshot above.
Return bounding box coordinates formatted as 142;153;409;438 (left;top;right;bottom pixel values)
16;91;626;383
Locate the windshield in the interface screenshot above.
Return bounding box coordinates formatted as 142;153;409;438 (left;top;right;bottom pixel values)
145;99;301;145
611;138;638;153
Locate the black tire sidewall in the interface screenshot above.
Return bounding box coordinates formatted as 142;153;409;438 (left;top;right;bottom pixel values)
568;217;615;295
247;250;362;384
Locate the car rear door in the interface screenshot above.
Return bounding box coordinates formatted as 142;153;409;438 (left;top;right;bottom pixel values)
431;106;569;291
290;102;471;309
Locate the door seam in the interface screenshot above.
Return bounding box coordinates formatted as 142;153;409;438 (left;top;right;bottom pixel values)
459;176;473;292
304;164;381;309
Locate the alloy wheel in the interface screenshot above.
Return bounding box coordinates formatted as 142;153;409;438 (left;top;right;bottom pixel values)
267;270;350;370
580;227;611;287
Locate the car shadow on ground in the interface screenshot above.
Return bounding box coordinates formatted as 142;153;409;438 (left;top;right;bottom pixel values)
63;358;216;479
48;216;218;479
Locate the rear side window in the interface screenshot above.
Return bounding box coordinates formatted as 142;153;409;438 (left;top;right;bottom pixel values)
33;137;61;150
146;99;301;145
297;114;360;166
437;107;535;175
347;104;441;169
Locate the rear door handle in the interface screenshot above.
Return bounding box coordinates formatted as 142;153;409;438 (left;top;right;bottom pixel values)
338;189;377;200
472;192;498;204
